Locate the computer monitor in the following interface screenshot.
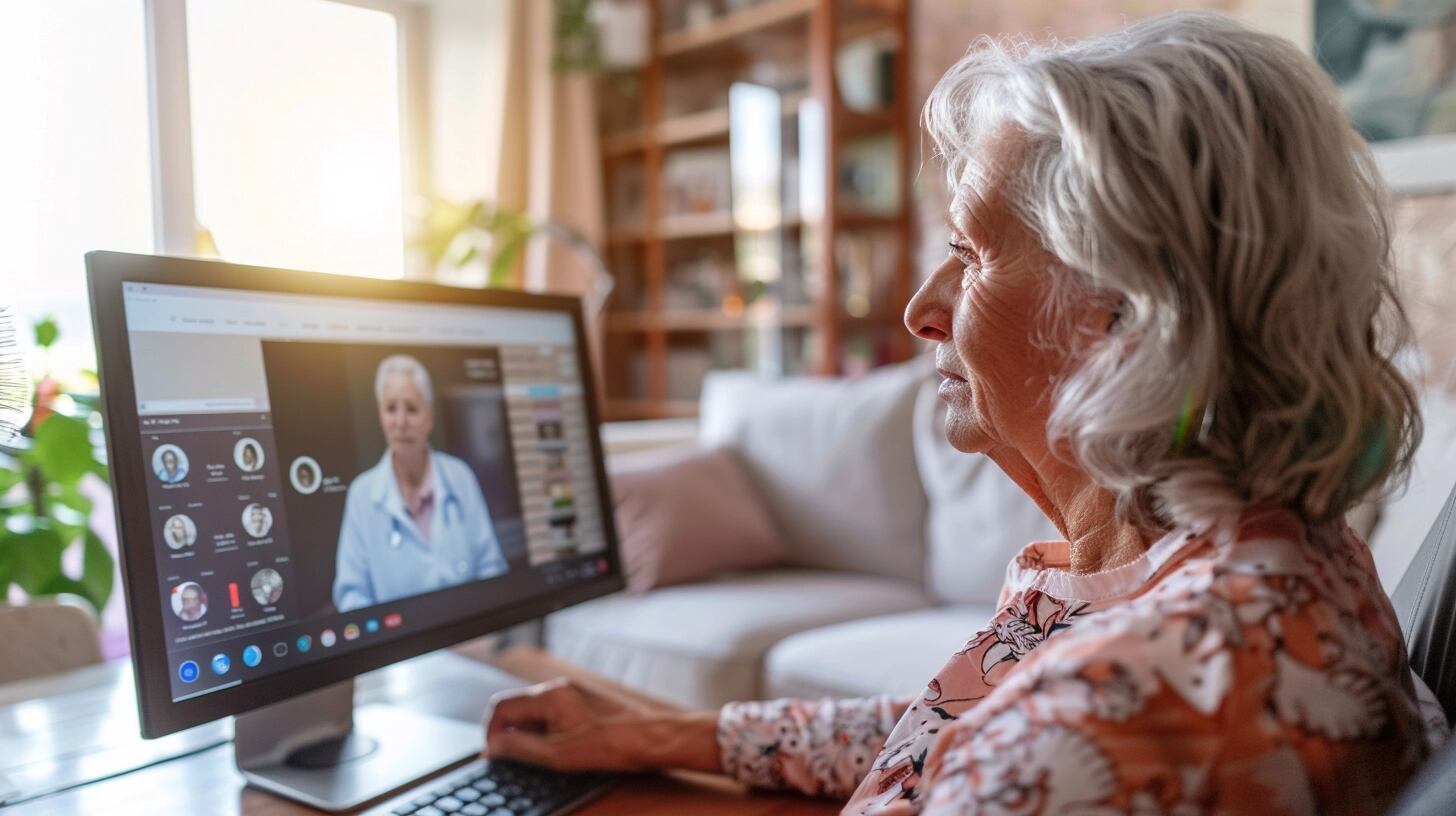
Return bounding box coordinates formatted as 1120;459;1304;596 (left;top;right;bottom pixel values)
86;251;623;809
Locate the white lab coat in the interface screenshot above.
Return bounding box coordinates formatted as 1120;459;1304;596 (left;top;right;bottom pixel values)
333;449;508;612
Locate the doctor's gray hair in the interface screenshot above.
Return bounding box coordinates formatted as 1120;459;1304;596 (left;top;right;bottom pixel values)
374;354;435;408
922;11;1420;530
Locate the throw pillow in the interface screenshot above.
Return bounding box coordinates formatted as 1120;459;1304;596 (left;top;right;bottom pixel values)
609;446;785;593
698;357;930;582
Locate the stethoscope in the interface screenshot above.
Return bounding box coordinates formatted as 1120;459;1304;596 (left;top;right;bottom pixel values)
387;492;464;549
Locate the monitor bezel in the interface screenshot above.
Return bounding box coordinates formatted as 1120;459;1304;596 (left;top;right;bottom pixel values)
86;251;625;738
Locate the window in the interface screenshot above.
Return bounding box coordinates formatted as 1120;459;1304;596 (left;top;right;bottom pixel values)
0;1;154;373
185;0;407;279
3;0;416;374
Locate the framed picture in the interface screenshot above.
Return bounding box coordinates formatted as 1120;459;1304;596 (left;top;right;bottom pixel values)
1314;0;1456;193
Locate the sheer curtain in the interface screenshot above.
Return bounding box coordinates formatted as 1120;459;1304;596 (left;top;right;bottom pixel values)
492;0;607;300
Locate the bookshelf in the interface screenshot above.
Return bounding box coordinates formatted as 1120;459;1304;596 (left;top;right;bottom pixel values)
598;0;914;421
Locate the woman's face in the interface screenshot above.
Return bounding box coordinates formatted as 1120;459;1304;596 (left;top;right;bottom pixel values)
243;446;257;466
162;450;179;473
379;372;433;460
904;145;1112;459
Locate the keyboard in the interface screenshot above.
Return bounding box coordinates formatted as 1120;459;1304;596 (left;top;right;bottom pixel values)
364;759;616;816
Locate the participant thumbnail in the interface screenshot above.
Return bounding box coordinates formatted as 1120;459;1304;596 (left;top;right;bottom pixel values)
163;514;197;550
250;568;284;606
290;455;321;494
152;444;189;484
242;502;273;538
171;581;207;621
234;438;265;472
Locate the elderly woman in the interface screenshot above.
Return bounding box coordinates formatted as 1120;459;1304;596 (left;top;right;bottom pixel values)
333;353;508;612
483;12;1447;813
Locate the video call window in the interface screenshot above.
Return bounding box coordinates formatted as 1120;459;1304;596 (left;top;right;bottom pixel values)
123;282;611;700
275;349;519;614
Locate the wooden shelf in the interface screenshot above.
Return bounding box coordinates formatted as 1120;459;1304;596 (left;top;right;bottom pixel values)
607;212;734;245
606;222;647;245
840;106;897;138
658;0;816;58
608;211;806;245
604;398;701;421
601;130;646;157
598;0;913;417
605;90;810;159
605;304;817;333
661;211;736;239
836;14;901;45
837;210;901;228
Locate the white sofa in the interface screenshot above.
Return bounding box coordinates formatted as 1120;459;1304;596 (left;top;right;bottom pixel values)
547;356;1456;709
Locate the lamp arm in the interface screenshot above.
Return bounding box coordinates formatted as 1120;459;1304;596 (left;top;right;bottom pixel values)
528;221;616;316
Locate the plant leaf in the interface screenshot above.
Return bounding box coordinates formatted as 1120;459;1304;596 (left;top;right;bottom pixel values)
0;465;21;495
489;231;530;289
453;243;479;269
76;529;114;612
31;413;94;484
33;316;59;349
0;524;65;594
49;482;94;517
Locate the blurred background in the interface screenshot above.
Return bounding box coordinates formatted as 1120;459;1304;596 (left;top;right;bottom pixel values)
1;0;1453;658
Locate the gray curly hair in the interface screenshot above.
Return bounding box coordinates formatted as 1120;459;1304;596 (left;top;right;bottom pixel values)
374;354;434;408
923;11;1421;530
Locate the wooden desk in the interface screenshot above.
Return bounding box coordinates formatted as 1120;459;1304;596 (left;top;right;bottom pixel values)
0;644;839;816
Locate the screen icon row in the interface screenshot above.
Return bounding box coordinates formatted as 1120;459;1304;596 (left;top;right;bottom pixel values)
177;614;402;683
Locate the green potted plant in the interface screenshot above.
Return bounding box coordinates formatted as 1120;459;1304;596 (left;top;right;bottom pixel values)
0;314;115;677
418;197;614;311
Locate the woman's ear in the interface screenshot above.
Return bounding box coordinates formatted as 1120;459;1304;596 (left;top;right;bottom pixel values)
1106;296;1126;334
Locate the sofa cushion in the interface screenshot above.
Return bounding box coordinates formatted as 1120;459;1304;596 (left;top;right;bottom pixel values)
762;605;997;700
698;358;929;582
912;377;1060;605
1371;389;1456;592
543;569;930;708
609;446;784;593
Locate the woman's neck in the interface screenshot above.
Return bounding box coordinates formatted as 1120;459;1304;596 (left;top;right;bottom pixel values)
988;447;1148;574
392;449;430;499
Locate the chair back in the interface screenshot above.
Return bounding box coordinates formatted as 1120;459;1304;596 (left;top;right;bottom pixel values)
0;599;102;684
1387;480;1456;815
1391;480;1456;722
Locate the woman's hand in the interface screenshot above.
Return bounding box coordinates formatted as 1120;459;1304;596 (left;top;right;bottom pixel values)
483;677;722;774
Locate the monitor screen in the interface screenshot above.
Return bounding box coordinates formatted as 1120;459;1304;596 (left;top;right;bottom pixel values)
120;281;610;702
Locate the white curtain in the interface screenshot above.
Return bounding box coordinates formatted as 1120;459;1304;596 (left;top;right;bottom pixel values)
493;0;606;298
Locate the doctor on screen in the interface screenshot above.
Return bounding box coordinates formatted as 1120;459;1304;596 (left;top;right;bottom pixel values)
333;354;508;613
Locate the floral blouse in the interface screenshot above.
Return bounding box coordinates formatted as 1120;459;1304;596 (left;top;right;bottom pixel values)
717;509;1449;815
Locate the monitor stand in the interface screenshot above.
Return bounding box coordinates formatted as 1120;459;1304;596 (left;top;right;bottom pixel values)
234;677;486;812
